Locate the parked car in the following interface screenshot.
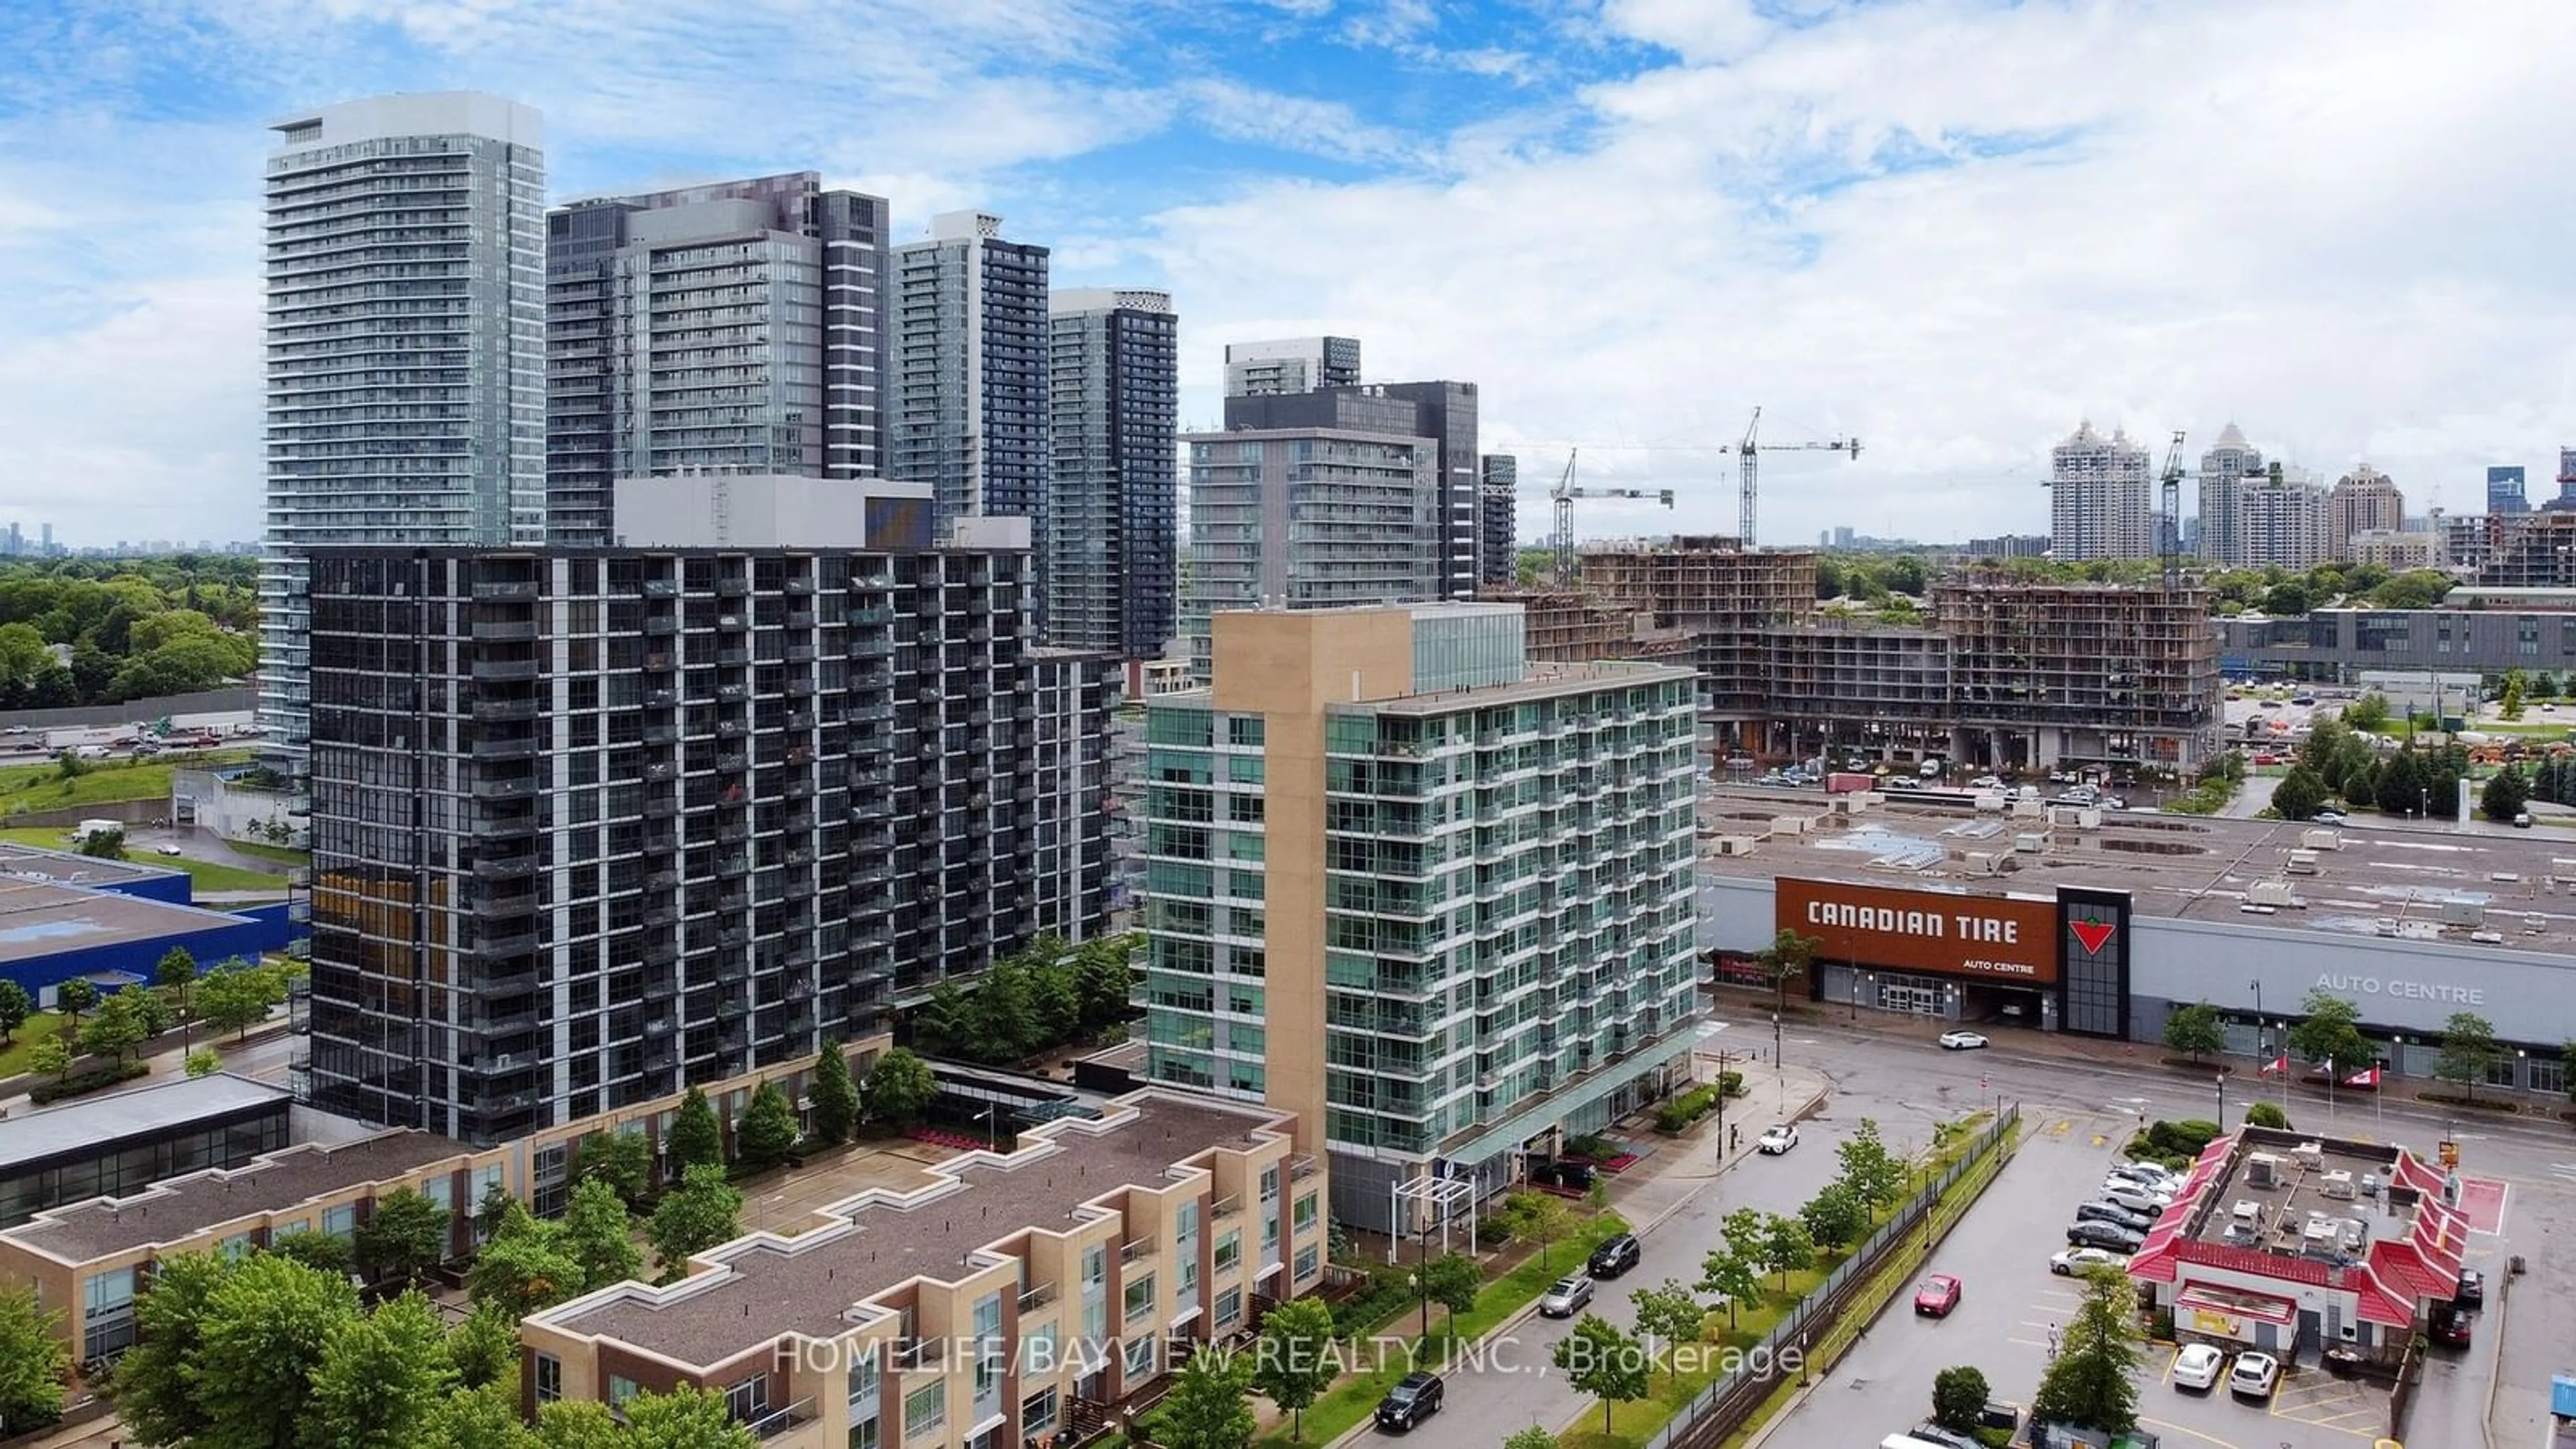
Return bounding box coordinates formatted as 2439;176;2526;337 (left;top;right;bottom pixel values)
1912;1273;1963;1318
1937;1030;1989;1051
1538;1275;1595;1318
2097;1180;2171;1216
2049;1246;2129;1276
2314;808;2347;825
1757;1124;1800;1155
1375;1372;1444;1430
2171;1343;2226;1392
2108;1161;2178;1187
154;845;184;857
2514;812;2534;828
1587;1233;1642;1280
2429;1301;2473;1347
2065;1220;2146;1252
1970;775;2002;789
1896;1427;1976;1449
2074;1201;2155;1234
2229;1350;2281;1399
2455;1268;2485;1309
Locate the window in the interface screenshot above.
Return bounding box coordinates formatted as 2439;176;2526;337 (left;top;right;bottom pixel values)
725;1377;769;1424
847;1348;879;1404
219;1233;254;1261
323;1203;358;1238
608;1375;640;1407
1082;1243;1108;1287
1084;1296;1108;1340
1294;1245;1320;1282
1263;1213;1280;1250
1124;1273;1156;1323
1214;1288;1243;1329
1293;1193;1318;1231
1022;1387;1059;1436
1022;1321;1059;1377
903;1382;946;1439
849;1420;880;1449
1214;1230;1241;1273
1260;1165;1280;1202
534;1352;562;1404
1123;1334;1158;1381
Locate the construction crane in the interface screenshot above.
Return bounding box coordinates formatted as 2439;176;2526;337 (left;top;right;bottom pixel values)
2157;429;2188;586
1737;407;1860;546
1551;449;1674;586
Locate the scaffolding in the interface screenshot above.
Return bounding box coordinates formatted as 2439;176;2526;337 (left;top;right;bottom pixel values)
1930;576;2222;767
1483;586;1691;664
1572;536;1819;742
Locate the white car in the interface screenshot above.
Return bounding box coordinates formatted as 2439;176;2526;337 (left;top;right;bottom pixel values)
2049;1246;2129;1276
2171;1343;2226;1392
2099;1181;2171;1216
1937;1030;1989;1051
2228;1351;2280;1399
154;845;184;857
1970;775;2002;790
1757;1124;1800;1155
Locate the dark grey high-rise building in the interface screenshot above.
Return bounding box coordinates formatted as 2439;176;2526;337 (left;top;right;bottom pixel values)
894;212;1051;530
1218;380;1479;599
1222;336;1361;396
302;495;1115;1142
1479;455;1518;586
1047;288;1179;660
543;172;892;548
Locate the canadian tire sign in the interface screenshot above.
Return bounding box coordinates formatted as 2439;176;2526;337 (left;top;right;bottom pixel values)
1775;877;2060;985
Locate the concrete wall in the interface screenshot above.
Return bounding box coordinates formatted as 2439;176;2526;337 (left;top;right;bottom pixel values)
170;769;307;847
0;687;255;732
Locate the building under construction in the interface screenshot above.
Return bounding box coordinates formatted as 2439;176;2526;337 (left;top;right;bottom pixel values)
1931;576;2222;769
1570;536;1817;732
1480;586;1693;664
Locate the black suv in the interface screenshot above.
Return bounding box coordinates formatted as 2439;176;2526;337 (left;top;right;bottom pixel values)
1587;1232;1643;1279
1375;1372;1444;1431
2074;1201;2155;1234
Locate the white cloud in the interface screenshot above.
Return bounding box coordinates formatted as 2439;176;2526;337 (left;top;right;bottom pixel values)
1146;0;2576;545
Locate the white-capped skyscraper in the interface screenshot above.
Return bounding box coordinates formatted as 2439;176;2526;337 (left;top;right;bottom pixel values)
258;93;547;764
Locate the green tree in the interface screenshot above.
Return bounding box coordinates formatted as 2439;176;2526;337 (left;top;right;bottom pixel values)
184;1046;223;1077
302;1292;458;1449
2271;765;2330;820
1835;1118;1908;1212
562;1176;643;1291
2161;1003;2226;1065
807;1039;860;1147
1760;1213;1816;1290
78;989;150;1063
0;1285;69;1434
197;961;275;1041
1155;1346;1256;1449
1250;1295;1336;1442
1798;1180;1868;1254
2501;669;2527;720
268;1228;355;1277
2435;1011;2506;1106
861;1046;938;1129
2482;767;2531;823
616;1385;758;1449
446;1305;522;1391
472;1179;518;1244
187;1250;362;1449
2029;1266;2146;1434
1754;928;1819;1016
1415;1250;1481;1337
2377;746;2426;816
2287;989;2372;1077
107;1251;229;1446
2243;1101;2292;1130
648;1163;744;1275
27;1036;70;1081
1554;1313;1651;1434
1503;1428;1557;1449
466;1203;583;1321
665;1086;724;1175
1697;1243;1762;1329
2342;692;2392;731
570;1130;655;1209
1932;1364;1992;1434
76;825;125;859
0;978;29;1043
154;946;197;1015
1073;935;1139;1032
1501;1189;1574;1270
735;1080;800;1173
417;1381;539;1449
1628;1279;1705;1384
54;975;96;1031
532;1400;627;1449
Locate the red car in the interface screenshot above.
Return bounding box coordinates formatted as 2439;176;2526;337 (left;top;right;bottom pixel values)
1914;1273;1963;1318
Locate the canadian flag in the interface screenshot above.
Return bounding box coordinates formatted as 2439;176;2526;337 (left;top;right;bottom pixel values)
2259;1054;2290;1076
2344;1066;2383;1089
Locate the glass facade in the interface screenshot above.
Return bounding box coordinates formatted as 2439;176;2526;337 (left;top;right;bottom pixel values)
1046;292;1178;659
0;1104;290;1228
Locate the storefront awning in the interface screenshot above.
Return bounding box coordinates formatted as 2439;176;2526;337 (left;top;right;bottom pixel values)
2176;1281;2298;1326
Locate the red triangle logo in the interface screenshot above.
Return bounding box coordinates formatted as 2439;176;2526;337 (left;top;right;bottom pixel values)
2070;919;2118;955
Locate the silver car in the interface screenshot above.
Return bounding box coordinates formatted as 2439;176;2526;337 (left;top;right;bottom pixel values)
1538;1275;1595;1318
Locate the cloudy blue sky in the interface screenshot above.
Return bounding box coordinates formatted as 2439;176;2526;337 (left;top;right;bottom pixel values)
3;0;2573;549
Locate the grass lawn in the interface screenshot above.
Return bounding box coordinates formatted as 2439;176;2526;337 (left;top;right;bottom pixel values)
1256;1212;1635;1447
1555;1117;2021;1449
221;838;311;868
0;1012;70;1079
0;826;290;892
0;749;254;815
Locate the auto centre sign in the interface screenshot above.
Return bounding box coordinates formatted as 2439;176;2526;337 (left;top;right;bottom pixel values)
2313;972;2485;1008
1776;877;2059;984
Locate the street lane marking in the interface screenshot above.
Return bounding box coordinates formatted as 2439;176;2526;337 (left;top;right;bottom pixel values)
2049;1119;2073;1136
2135;1416;2247;1448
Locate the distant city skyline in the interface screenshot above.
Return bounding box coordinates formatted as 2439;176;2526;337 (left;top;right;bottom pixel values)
3;2;2572;545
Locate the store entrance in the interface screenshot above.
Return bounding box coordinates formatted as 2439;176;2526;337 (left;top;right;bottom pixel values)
1883;982;1946;1017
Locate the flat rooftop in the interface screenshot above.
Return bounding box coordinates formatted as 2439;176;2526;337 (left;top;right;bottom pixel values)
2182;1132;2409;1258
541;1093;1285;1368
1694;784;2576;955
1364;660;1699;715
5;1130;466;1263
0;1073;290;1174
0;874;255;967
0;840;183;891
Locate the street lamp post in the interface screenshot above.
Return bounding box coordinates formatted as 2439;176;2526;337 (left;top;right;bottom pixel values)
1772;1012;1785;1109
1850;972;1862;1023
2216;1071;2226;1126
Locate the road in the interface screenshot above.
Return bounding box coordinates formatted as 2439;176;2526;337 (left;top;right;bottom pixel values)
2220;772;2277;819
1739;1022;2576;1449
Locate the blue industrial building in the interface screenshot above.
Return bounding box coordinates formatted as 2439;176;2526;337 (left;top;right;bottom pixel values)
0;843;301;1008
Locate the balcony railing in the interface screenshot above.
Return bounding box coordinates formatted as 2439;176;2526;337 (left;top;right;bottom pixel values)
742;1397;817;1440
1210;1194;1242;1222
1018;1281;1059;1313
1120;1238;1155;1265
1289;1154;1321;1181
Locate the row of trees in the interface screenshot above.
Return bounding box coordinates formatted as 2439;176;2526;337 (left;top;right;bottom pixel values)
910;932;1136;1065
0;951;297;1080
0;556;262;709
2164;991;2571;1106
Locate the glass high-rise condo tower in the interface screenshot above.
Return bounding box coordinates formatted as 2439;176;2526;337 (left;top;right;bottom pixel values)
258;93;547;767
